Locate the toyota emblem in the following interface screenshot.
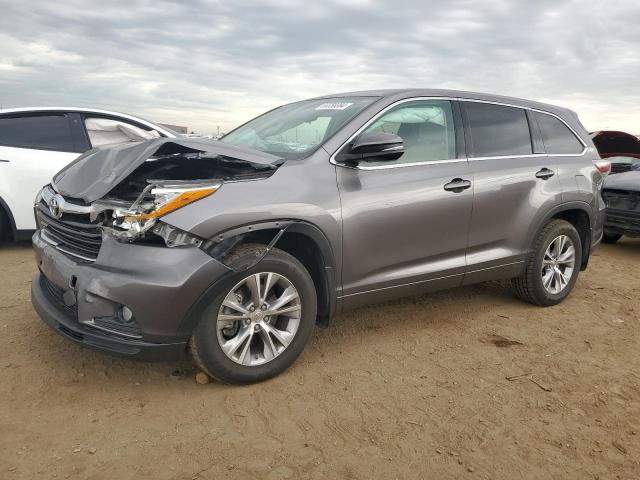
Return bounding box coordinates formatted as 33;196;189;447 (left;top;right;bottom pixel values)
49;197;62;219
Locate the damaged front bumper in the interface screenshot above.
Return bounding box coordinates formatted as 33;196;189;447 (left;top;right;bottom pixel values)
31;230;231;360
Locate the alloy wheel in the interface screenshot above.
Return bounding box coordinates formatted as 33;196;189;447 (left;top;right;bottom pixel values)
216;272;302;366
541;234;576;294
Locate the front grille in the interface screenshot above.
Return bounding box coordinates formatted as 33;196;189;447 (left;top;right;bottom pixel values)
37;202;103;262
605;208;640;231
40;274;77;319
603;189;640;232
603;190;640;212
610;163;632;174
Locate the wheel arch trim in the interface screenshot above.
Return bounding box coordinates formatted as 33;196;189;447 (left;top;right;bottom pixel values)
527;201;595;270
179;219;338;335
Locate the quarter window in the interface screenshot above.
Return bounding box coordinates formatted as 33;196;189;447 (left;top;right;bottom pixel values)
358;100;456;165
534;112;584;154
0;114;75;151
464;102;532;157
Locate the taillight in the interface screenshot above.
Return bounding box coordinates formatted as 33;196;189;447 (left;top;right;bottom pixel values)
593;159;611;175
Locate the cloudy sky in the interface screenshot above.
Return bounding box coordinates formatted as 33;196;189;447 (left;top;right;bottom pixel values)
1;0;639;135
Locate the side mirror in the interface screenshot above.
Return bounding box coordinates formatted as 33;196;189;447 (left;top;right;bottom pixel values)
335;132;404;164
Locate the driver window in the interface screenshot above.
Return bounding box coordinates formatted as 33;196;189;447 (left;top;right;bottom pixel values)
359;100;456;165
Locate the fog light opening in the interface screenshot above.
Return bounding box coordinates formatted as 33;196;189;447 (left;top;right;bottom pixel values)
119;305;135;324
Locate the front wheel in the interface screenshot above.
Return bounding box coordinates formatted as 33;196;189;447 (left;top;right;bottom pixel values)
190;244;317;384
513;219;582;306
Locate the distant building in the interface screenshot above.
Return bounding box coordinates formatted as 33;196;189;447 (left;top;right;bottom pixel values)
158;123;188;134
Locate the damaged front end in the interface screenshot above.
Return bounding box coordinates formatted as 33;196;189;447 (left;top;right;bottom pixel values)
38;138;282;257
97;180;221;245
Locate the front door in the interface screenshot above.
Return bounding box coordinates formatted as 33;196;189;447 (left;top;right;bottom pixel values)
336;99;473;308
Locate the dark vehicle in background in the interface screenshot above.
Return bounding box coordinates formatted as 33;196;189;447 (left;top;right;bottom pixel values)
591;130;640;174
601;163;640;243
590;130;640;242
31;89;607;384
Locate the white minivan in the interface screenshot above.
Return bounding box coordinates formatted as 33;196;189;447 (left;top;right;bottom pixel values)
0;108;178;240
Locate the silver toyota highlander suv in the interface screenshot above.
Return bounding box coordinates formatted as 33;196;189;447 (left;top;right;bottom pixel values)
31;89;608;384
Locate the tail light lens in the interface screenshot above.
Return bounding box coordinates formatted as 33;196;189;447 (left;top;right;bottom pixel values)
593;159;611;175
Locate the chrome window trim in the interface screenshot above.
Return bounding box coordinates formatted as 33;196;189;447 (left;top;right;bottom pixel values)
469;153;548;161
329;96;588;170
353;158;468;171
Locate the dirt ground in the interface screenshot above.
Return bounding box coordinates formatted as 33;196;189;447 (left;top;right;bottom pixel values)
1;239;639;480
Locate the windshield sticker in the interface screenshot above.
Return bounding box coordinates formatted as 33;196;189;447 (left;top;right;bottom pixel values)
315;102;354;111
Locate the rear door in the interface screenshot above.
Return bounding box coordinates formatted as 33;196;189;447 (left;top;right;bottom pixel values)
532;111;591;201
460;101;564;284
337;99;473;308
0;113;86;230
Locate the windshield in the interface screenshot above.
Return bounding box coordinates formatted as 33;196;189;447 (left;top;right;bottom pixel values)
221;96;377;159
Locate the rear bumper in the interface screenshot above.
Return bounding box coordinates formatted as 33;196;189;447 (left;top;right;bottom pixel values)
30;230;231;361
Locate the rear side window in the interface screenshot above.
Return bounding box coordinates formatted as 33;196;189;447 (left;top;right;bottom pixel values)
464;102;532;157
534;112;584;154
0;114;75;151
84;117;160;148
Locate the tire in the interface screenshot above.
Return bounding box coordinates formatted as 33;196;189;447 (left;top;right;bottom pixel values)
190;244;317;384
602;230;622;244
512;219;582;306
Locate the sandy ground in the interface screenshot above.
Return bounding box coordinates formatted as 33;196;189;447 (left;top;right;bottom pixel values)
1;239;639;480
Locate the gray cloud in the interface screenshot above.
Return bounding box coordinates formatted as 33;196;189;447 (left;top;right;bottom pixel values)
1;0;639;134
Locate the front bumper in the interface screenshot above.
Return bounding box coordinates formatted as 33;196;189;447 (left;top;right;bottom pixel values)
31;230;231;361
605;208;640;237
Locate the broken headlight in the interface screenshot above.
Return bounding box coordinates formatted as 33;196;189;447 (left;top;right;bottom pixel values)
103;181;221;242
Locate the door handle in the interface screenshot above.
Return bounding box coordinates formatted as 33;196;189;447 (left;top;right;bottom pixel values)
0;159;10;163
535;168;555;179
443;178;472;192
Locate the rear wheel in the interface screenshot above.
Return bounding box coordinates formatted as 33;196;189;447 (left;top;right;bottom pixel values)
602;230;622;244
190;244;317;384
513;219;582;306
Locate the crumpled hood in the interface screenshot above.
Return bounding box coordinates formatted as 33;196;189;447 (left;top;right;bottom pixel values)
603;170;640;192
53;138;282;203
